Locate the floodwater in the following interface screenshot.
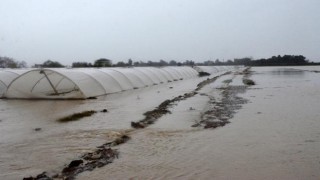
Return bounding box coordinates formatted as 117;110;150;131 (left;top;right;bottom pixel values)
1;67;320;179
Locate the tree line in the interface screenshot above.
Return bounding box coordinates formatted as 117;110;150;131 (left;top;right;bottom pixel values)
71;58;196;68
0;56;27;68
0;55;319;68
232;55;315;66
69;55;320;67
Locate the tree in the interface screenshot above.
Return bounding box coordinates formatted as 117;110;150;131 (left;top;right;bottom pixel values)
226;60;233;65
0;56;27;68
17;61;27;68
169;60;177;66
215;59;221;65
128;59;133;66
183;60;195;66
94;58;112;67
203;60;214;66
72;62;92;68
234;57;252;65
159;59;168;66
0;57;17;68
41;60;64;68
116;61;127;67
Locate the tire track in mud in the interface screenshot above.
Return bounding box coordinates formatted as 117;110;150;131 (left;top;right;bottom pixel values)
24;69;251;180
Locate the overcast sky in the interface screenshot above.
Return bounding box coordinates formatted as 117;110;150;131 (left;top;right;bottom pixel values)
0;0;319;66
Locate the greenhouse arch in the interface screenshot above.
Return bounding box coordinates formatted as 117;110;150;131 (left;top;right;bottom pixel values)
2;66;236;99
5;69;86;99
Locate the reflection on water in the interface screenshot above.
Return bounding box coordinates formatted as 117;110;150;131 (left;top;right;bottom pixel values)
269;68;305;77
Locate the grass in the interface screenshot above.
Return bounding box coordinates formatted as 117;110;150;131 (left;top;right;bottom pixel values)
243;79;255;86
58;110;96;122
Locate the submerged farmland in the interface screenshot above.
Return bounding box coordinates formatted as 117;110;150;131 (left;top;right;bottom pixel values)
0;66;319;180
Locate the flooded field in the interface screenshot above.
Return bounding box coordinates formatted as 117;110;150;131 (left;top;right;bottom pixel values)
1;67;320;179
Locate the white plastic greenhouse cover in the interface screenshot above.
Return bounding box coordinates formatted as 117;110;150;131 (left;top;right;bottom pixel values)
4;67;200;99
0;69;29;97
194;66;235;74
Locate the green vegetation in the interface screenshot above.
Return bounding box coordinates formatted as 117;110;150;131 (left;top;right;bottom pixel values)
57;110;96;122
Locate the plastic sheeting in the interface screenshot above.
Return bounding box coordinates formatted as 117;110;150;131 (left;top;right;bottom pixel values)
194;66;235;74
4;67;200;99
0;69;28;97
2;66;237;99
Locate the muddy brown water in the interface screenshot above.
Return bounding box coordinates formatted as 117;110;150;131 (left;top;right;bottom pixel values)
1;67;320;179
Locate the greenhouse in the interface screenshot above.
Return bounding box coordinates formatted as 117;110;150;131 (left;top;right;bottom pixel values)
0;69;29;97
1;66;234;99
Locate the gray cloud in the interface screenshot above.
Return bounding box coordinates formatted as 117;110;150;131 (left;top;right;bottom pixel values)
0;0;319;66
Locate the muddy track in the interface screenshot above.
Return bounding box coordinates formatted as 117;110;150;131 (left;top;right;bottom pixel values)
192;68;252;129
131;71;232;129
193;85;248;128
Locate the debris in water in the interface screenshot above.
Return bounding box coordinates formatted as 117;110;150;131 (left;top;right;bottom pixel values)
87;97;97;100
23;172;51;180
131;121;145;128
57;110;96;122
67;160;84;168
198;72;211;77
34;128;42;131
243;78;255;86
101;109;108;113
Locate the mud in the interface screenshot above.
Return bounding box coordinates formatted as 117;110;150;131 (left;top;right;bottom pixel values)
57;110;97;123
192;68;252;128
198;72;211;77
194;85;248;128
195;72;231;91
131;72;231;129
243;78;255;85
24;134;129;180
